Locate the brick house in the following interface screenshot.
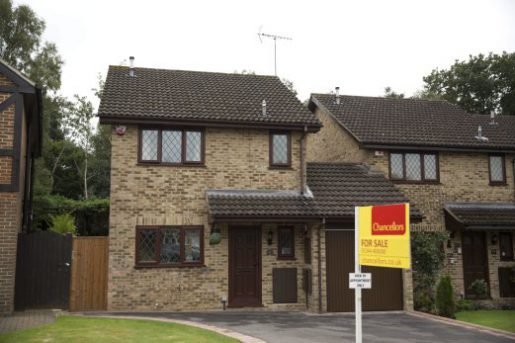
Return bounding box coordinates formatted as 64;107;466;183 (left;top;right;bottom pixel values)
98;64;419;312
307;92;515;305
0;58;42;315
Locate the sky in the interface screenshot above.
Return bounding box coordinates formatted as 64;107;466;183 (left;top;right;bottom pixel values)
17;0;515;109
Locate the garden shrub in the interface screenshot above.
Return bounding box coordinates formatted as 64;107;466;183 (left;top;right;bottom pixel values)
436;275;455;318
468;279;488;299
456;299;474;312
411;231;448;313
49;213;77;234
33;195;109;236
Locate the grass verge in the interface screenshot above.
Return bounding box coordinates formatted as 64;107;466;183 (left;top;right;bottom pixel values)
0;315;238;342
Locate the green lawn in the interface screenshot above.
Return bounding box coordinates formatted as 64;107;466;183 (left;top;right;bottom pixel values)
0;316;238;343
455;310;515;333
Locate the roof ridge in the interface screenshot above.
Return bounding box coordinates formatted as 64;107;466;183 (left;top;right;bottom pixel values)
108;65;279;79
311;92;456;105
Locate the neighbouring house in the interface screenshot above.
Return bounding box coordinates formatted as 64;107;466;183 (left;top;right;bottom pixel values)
98;62;420;312
307;92;515;306
0;58;42;315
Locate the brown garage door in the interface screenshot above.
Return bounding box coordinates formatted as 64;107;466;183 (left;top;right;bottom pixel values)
326;230;403;312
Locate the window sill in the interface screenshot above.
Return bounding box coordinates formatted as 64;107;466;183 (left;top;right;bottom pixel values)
391;180;441;185
269;166;294;170
134;264;206;269
277;256;296;261
137;162;206;168
489;182;507;186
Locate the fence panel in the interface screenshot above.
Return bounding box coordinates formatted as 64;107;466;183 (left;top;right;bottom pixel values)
69;236;108;311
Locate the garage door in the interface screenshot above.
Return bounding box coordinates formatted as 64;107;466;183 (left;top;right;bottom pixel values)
326;230;403;312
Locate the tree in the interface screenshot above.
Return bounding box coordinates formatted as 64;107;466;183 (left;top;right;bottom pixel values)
65;95;95;199
423;52;515;115
281;78;297;96
384;86;405;99
0;0;63;92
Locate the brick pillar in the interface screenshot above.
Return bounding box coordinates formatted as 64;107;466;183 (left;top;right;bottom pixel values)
0;193;19;315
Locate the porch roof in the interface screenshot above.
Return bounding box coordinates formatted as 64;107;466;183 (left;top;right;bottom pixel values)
445;203;515;229
206;189;319;221
206;163;422;222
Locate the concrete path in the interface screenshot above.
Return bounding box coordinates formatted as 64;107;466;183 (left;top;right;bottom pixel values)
89;311;515;343
0;310;56;333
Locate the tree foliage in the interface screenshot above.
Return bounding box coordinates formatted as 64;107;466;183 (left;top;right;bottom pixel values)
384;86;405;99
0;0;111;234
423;52;515;115
0;0;62;91
411;231;448;313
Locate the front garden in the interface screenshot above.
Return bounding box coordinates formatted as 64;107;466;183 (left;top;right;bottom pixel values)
0;316;237;343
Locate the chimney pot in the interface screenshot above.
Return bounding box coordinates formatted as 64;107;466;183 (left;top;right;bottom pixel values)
335;86;340;104
129;56;135;77
262;100;267;116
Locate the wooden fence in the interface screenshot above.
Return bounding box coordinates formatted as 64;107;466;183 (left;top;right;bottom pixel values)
69;236;109;311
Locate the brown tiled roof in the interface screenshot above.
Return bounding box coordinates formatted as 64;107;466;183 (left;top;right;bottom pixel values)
206;163;422;221
310;94;515;151
206;190;317;219
307;162;422;219
98;66;321;130
445;203;515;228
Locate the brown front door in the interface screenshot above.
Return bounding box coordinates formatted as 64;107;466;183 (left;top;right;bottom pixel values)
229;226;261;307
462;231;489;298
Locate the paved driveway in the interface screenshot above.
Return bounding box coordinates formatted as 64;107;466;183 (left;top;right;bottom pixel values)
99;311;514;343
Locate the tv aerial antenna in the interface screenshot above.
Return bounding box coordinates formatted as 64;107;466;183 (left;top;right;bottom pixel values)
258;27;292;76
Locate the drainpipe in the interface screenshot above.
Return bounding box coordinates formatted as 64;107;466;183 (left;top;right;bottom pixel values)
318;218;325;313
300;125;307;195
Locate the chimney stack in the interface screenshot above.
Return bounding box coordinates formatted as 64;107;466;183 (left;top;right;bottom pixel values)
262;100;267;116
335;86;340;104
129;56;135;77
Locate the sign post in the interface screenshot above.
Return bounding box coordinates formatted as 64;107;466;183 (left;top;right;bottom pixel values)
353;203;411;343
354;207;362;343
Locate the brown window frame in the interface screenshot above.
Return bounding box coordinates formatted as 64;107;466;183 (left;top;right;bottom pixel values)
269;131;292;168
488;154;506;185
138;127;205;166
277;226;295;260
499;232;514;261
389;151;439;183
135;225;204;268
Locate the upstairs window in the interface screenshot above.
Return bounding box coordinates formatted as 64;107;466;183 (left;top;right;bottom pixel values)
489;154;506;185
389;152;438;182
270;132;291;167
136;226;203;267
139;128;204;164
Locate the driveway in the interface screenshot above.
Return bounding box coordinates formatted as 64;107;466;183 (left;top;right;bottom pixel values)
94;311;514;343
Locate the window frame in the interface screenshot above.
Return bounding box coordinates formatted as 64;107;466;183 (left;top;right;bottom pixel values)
388;151;439;183
488;154;506;186
269;131;292;168
499;232;514;261
277;226;295;260
135;225;204;268
138;127;205;166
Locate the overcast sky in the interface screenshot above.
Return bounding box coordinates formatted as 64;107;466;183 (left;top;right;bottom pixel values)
19;0;515;108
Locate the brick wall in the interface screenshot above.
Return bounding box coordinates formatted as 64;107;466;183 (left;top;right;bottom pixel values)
0;72;26;315
309;105;515;301
108;125;313;311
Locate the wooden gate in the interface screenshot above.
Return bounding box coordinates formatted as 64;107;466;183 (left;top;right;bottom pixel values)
326;229;403;312
69;236;109;311
14;231;73;310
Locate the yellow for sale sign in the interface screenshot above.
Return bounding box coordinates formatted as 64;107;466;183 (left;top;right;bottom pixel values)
358;203;411;269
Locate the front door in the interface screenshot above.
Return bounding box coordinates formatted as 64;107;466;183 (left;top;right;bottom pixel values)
462;231;489;298
229;226;261;307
